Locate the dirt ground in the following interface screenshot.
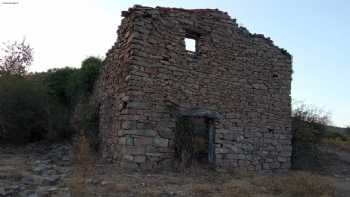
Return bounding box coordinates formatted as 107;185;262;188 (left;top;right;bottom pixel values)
0;142;349;197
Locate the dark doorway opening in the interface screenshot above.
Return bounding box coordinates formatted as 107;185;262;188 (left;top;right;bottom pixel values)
192;117;209;163
174;116;215;167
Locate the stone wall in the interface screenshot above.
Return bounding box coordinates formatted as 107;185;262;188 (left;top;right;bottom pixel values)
98;5;292;172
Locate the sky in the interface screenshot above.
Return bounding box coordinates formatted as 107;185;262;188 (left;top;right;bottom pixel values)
0;0;349;127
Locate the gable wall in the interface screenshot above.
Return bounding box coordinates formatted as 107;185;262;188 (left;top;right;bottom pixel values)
99;6;292;172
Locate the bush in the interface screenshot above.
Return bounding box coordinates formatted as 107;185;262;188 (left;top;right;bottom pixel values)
0;75;48;144
45;67;78;107
72;100;100;151
44;57;102;106
291;102;330;170
322;137;350;152
44;57;102;142
43;68;76;140
0;56;103;145
322;131;348;141
70;57;102;149
346;126;350;136
79;57;103;96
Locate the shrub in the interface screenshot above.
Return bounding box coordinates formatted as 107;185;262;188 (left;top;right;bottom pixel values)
0;56;103;144
322;137;350;152
46;101;74;140
65;56;103;103
44;57;102;142
323;131;348;141
72;100;100;151
44;67;78;140
79;57;103;96
0;75;48;144
45;67;78;107
71;57;102;149
291;102;331;170
346;126;350;136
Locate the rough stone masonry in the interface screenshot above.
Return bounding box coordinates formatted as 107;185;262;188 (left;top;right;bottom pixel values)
97;5;292;172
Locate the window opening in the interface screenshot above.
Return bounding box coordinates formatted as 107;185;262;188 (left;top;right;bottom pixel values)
185;38;196;52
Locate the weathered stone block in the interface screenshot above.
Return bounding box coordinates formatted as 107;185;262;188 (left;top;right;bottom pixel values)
153;137;168;147
134;136;153;145
134;155;146;163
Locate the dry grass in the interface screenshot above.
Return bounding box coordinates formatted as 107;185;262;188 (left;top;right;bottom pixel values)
192;183;212;196
64;136;336;197
223;180;251;197
69;133;97;197
229;167;257;178
104;183;130;193
252;171;335;197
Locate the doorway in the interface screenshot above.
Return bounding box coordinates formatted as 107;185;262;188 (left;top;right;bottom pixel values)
174;116;215;167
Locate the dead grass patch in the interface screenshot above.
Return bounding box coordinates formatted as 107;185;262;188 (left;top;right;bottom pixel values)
229;167;257;179
104;183;130;193
192;183;212;196
223;180;251;197
69;133;97;197
252;171;335;197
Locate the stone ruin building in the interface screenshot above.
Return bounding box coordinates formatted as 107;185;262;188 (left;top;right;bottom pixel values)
97;5;292;172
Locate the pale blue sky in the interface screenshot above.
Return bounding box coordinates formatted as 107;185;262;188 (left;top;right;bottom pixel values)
0;0;349;126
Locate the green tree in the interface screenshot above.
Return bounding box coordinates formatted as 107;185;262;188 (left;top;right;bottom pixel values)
45;67;78;107
0;56;103;144
0;75;48;144
43;57;103;141
71;57;103;150
79;56;103;95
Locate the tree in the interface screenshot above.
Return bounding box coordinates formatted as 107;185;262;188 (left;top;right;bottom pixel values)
79;56;103;95
0;75;48;144
43;57;103;141
0;55;103;144
0;39;33;76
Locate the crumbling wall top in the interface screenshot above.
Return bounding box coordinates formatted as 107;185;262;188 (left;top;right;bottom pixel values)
120;5;292;59
122;5;230;17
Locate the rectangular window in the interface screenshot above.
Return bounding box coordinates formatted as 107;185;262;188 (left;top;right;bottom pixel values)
185;38;196;52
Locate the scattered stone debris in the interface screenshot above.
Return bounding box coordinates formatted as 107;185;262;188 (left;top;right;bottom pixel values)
0;142;72;197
